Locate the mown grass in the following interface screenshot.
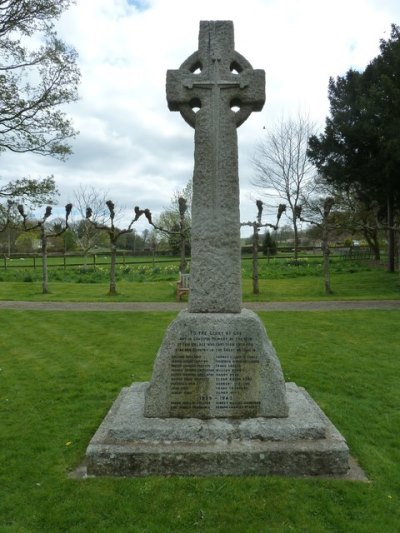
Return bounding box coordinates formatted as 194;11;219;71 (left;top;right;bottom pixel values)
1;310;399;532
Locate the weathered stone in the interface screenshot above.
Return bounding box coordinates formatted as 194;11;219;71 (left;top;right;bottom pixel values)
167;21;265;313
86;382;350;477
144;309;288;418
84;20;352;479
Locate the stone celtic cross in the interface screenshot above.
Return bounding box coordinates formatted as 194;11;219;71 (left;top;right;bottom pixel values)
167;21;265;313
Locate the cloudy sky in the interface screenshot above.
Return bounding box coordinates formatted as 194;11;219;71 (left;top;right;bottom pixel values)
2;0;400;235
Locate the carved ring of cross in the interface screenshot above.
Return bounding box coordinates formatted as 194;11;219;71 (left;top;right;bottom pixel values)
176;50;255;128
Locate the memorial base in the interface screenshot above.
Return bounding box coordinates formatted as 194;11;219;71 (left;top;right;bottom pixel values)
85;382;351;477
144;310;288;419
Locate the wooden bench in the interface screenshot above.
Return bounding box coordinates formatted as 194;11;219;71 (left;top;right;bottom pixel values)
176;273;190;301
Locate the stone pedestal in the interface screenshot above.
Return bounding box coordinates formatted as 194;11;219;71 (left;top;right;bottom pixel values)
144;309;288;419
84;309;351;478
85;382;350;477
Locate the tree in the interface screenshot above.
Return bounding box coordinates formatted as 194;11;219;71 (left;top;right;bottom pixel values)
334;189;382;260
251;114;317;259
86;201;146;295
118;230;145;255
152;197;190;273
241;201;285;294
299;197;336;294
153;182;192;272
72;186;109;260
262;230;277;257
0;175;59;206
18;203;72;293
50;218;76;251
307;24;400;272
0;0;80;158
0;175;59;254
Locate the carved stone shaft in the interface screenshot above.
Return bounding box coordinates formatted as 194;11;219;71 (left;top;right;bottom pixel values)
166;21;265;313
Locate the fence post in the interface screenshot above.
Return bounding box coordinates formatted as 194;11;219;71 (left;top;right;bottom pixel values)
3;255;6;270
33;255;36;270
93;254;96;270
63;253;66;270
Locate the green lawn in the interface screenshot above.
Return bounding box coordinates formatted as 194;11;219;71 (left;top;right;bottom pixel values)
1;310;399;532
0;268;399;302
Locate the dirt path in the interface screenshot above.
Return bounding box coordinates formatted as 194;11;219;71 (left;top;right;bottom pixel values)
0;300;399;312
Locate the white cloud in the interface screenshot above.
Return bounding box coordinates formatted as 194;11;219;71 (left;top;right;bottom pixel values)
2;0;400;235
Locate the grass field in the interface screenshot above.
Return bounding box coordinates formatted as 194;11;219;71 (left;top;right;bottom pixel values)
1;310;399;532
0;259;399;302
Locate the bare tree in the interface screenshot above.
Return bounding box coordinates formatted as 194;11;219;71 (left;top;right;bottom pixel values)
86;201;146;295
72;186;109;261
251;114;317;260
241;201;286;294
18;204;72;294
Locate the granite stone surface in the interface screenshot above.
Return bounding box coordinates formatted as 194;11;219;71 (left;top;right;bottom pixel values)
166;21;264;313
86;382;350;477
144;309;288;419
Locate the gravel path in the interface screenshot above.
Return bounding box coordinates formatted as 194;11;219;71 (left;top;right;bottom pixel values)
0;300;399;312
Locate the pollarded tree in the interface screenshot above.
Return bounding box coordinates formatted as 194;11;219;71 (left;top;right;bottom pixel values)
241;201;286;294
86;201;147;295
18;203;72;294
0;0;80;158
251;114;317;260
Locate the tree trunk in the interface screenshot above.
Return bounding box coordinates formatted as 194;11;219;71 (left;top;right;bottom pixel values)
293;217;299;260
252;223;259;294
179;224;187;274
322;224;332;295
387;195;396;273
109;242;117;295
41;229;49;294
363;227;380;261
387;194;396;272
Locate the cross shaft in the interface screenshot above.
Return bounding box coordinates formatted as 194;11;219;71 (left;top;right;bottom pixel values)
166;21;265;313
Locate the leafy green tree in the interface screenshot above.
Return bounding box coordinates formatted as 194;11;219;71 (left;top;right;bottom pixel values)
153;182;192;272
262;230;277;256
14;229;39;253
0;176;58;254
307;24;400;271
50;219;77;252
118;230;145;255
0;0;80;158
0;176;58;207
